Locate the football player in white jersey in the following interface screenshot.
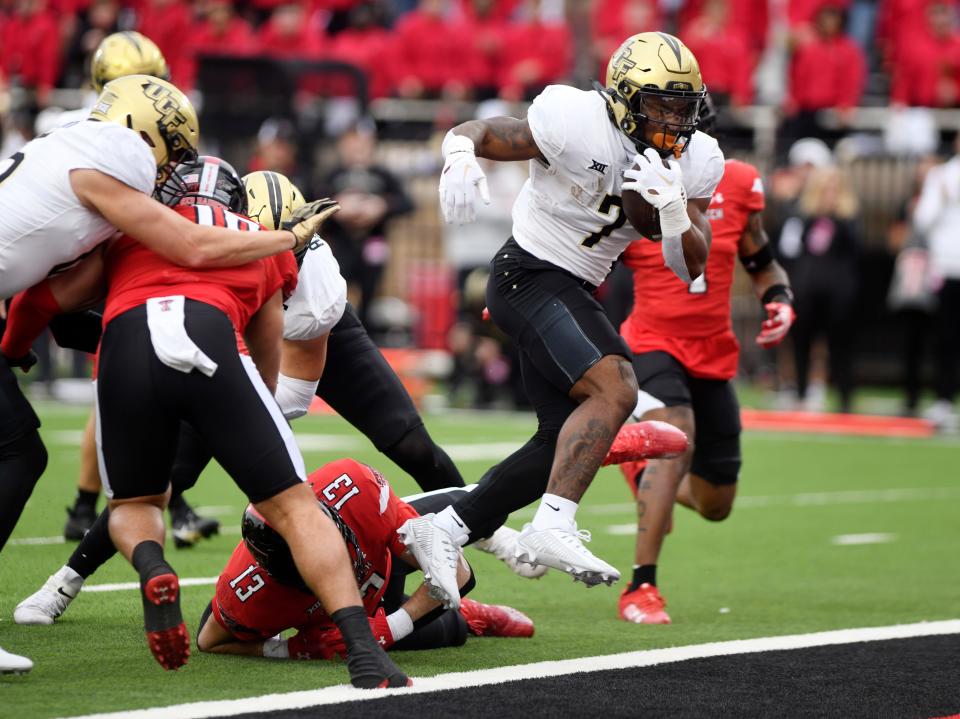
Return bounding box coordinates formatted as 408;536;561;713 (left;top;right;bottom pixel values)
43;31;220;544
398;32;724;608
0;77;339;673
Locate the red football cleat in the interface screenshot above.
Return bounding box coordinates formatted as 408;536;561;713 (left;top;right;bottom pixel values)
618;583;671;625
141;573;190;670
459;597;535;638
603;421;688;466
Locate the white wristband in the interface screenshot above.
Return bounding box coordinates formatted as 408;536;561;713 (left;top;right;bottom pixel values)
262;637;290;659
386;608;414;642
275;373;319;420
442;130;476;158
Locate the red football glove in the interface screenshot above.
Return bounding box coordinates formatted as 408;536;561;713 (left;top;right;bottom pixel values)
368;607;395;650
286;624;345;660
288;608;395;660
756;302;796;349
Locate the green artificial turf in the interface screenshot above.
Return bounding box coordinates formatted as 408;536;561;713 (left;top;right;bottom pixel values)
2;402;957;718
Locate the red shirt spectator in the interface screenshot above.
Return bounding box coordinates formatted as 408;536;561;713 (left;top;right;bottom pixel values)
890;3;960;106
682;0;755;105
788;5;866;113
183;1;258;89
457;0;517;22
256;3;326;60
499;14;572;100
459;0;510;91
1;0;61;102
137;0;193;85
327;25;395;98
592;0;661;80
391;0;478;97
679;0;767;57
877;0;952;67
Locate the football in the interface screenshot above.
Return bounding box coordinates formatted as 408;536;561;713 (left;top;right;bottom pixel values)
621;158;667;241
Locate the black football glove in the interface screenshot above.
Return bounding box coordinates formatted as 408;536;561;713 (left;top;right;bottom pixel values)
4;349;38;372
281;198;340;260
49;310;103;353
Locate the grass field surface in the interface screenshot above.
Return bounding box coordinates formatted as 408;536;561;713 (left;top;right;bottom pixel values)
2;401;957;718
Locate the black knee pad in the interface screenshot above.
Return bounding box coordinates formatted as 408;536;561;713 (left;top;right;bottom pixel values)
197;599;214;644
690;450;741;487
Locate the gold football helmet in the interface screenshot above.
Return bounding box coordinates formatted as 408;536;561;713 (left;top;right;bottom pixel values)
599;32;706;157
90;75;199;183
91;31;169;93
242;170;306;231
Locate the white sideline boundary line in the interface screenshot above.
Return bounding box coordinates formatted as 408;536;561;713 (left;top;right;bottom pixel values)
59;619;960;719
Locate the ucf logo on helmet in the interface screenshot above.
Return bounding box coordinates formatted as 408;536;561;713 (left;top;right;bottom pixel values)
142;80;189;131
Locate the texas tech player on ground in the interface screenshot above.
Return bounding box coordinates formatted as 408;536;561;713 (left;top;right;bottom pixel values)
197;458;533;660
401;32;723;608
616;99;794;624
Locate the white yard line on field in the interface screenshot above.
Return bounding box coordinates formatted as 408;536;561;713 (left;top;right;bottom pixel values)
81;576;218;593
58;619;960;719
831;533;897;546
10;486;959;547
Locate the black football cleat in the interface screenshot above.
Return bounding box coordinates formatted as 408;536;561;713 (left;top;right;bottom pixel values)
64;504;96;541
170;504;220;549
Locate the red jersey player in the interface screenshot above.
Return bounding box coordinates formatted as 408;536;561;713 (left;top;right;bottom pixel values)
197;458;534;660
616;102;795;625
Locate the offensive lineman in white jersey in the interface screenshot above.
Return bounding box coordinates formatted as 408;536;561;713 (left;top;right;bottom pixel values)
0;76;336;674
45;31;222;545
397;32;724;608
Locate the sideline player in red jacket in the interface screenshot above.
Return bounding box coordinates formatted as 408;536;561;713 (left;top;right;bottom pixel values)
198;458;534;660
616;100;795;624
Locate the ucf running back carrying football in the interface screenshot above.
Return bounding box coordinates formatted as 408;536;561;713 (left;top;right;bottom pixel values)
395;32;724;610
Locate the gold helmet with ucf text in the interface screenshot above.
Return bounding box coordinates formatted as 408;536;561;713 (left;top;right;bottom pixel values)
91;32;169;93
601;32;706;157
89;75;199;184
242;171;306;231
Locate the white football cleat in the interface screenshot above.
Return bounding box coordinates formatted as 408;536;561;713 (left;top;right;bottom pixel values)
515;523;620;586
472;526;549;579
14;565;84;626
397;514;462;610
0;645;33;675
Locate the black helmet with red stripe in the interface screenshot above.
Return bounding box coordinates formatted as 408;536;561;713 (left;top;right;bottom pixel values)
156;154;246;214
241;501;370;591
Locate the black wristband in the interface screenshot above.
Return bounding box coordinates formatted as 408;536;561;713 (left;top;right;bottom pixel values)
761;284;794;306
740;244;775;274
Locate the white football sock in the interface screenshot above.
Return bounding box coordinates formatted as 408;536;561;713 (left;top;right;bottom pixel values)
433;506;470;546
531;493;578;530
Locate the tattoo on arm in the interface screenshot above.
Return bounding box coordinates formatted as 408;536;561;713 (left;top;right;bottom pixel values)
455;117;544;162
738;212;768;258
552;418;614;499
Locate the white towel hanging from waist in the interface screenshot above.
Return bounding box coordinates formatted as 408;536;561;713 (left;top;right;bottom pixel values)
145;296;218;377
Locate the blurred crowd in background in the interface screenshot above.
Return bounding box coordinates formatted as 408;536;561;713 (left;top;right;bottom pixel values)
2;0;960;430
